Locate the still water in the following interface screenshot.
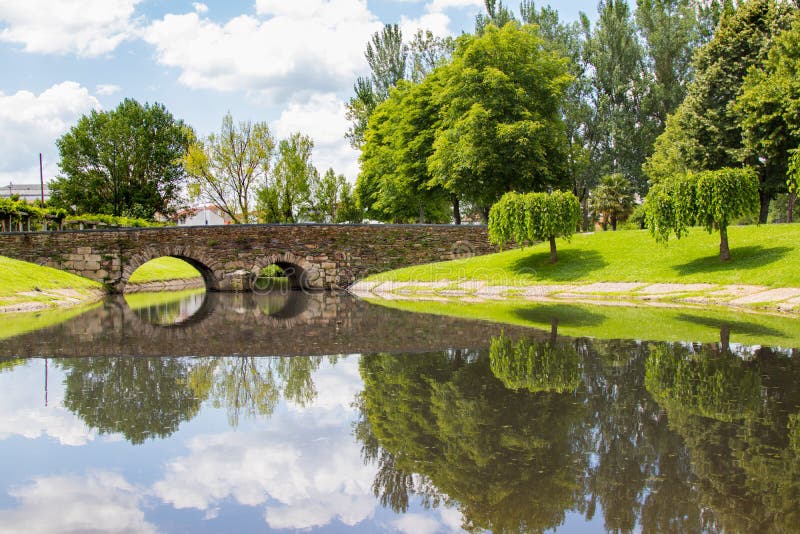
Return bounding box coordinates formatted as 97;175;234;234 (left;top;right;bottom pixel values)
0;290;799;533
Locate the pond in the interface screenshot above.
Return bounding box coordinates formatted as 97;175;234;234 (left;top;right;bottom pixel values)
0;290;798;533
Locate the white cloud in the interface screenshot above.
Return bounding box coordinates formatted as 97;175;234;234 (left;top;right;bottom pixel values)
192;2;208;14
391;508;465;534
426;0;483;12
0;472;156;534
0;359;97;446
96;83;122;96
143;1;382;99
0;0;140;57
399;11;452;38
152;357;374;530
273;93;360;180
0;82;101;185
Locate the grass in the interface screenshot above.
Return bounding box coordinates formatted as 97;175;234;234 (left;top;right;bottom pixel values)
123;288;206;310
0;256;103;308
367;297;800;346
128;257;202;283
367;224;800;288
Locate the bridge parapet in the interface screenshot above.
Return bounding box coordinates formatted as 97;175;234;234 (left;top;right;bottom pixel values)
0;224;496;292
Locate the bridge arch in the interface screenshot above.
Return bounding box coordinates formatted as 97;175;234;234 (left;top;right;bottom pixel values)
252;252;323;290
121;246;219;292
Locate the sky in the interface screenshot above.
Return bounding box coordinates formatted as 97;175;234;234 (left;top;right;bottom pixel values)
0;0;597;188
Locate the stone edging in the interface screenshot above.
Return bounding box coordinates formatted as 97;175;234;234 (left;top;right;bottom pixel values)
349;280;800;314
123;278;205;294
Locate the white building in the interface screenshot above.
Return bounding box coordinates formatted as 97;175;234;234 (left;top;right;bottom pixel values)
175;204;231;226
0;183;50;202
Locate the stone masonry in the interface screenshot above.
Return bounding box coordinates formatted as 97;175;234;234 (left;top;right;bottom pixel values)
0;224;497;292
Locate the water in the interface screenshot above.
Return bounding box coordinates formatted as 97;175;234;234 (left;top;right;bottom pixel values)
0;291;798;533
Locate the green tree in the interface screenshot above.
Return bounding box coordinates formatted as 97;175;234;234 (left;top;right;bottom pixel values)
356;77;451;223
590;173;635;230
257;133;317;223
474;0;517;33
429;23;572;217
488;190;581;263
51;99;191;219
309;168;361;223
644;167;759;260
668;0;796;222
184;113;275;224
490;332;581;394
736;16;800;222
583;0;656;194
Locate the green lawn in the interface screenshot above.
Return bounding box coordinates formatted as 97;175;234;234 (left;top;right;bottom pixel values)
0;256;103;306
367;297;800;346
128;257;202;283
367;224;800;288
0;303;101;341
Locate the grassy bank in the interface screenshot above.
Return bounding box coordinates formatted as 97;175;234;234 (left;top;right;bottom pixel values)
367;224;800;288
0;256;104;310
128;257;202;283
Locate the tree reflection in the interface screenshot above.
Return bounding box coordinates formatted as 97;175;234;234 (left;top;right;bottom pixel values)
59;357;201;445
489;331;581;393
645;342;800;532
356;349;588;532
187;356;324;427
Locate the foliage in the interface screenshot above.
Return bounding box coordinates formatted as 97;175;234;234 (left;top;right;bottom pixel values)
490;332;581;393
645;167;759;259
489;190;581;262
429;23;573;212
590;173;635;230
356;77;451;223
309;168;362;223
736;14;800;220
51;98;191;219
790;148;800;193
64;213;167;228
257;133;316;223
185;113;275;224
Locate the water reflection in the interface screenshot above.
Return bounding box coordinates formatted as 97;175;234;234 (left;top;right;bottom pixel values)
2;293;800;532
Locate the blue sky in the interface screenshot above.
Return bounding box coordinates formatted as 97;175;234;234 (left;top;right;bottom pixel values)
0;0;597;188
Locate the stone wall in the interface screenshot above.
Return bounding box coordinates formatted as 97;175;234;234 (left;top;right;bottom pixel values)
0;224;497;292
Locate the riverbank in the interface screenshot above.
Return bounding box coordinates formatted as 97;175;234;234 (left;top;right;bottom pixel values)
359;224;800;317
0;255;203;313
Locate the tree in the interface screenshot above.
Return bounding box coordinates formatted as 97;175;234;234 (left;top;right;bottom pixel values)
475;0;517;34
736;15;800;222
356;77;452;223
429;23;572;217
184;113;275;224
489;190;581;263
257;133;317;223
667;0;796;222
490;333;581;394
51;99;191;219
583;0;656;195
644;168;759;260
590;173;635;230
309;168;362;223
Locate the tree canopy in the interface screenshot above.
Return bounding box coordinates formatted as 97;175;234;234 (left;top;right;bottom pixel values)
51;99;191;219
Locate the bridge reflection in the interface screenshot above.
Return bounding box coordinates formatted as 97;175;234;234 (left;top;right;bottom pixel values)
0;292;538;358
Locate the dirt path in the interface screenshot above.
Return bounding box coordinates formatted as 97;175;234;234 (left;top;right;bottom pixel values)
350;280;800;314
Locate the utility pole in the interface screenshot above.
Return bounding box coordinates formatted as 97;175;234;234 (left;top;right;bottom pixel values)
39;153;45;205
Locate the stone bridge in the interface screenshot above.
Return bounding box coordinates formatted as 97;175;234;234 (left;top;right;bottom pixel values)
0;224;495;292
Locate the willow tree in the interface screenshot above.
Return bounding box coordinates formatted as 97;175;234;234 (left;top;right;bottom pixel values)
645;168;759;260
488;190;581;263
489;333;581;394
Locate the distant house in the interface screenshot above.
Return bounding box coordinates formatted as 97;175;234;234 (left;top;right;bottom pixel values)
0;183;50;202
175;204;232;226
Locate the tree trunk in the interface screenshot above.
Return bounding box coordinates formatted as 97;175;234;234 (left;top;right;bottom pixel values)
549;236;558;263
758;190;770;224
419;203;425;224
720;325;730;353
550;317;559;345
480;206;490;224
611;214;617;231
452;195;461;225
719;226;730;261
788;192;796;223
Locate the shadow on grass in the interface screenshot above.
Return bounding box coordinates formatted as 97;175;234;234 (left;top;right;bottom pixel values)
509;249;607;282
673;246;792;276
675;314;787;339
514;304;606;329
